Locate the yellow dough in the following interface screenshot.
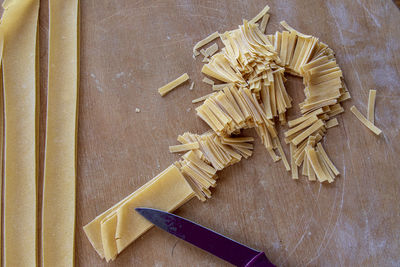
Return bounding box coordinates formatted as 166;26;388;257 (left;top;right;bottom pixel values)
114;165;194;252
0;32;3;265
84;165;194;258
41;0;79;266
1;0;40;265
83;166;174;258
100;214;118;262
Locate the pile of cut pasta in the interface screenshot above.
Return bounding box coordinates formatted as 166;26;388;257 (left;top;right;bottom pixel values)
191;11;350;183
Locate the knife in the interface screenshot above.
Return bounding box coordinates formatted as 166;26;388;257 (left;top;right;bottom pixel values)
135;208;275;267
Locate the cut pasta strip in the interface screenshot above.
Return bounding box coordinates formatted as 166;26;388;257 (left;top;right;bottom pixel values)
202;77;215;85
259;13;270;33
268;148;281;162
213;83;233;91
222;136;254;143
182;151;216;175
367;89;376;124
169;142;199;153
193;31;220;56
249;5;270;24
307;156;316;181
326;118;338;128
302;154;309;177
291;120;324;146
284;115;318;137
274;138;290;171
205;43;219;57
350;105;382;135
287;108;324;127
316;143;339;176
42;0;79;266
306;146;329;182
158;73;189;96
1;1;40;265
192;92;216;103
290;143;298;179
338;91;351;102
316;150;334;183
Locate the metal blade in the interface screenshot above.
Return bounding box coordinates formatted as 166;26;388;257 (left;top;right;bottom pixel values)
136;207;260;267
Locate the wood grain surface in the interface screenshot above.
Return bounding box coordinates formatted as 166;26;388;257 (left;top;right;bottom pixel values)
36;0;400;266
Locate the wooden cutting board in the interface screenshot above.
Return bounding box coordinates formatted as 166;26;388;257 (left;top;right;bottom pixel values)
38;0;400;266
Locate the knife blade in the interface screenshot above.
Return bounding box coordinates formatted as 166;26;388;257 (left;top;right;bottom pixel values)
136;207;275;267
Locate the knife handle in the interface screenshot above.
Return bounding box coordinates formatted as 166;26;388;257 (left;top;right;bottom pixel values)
244;251;275;267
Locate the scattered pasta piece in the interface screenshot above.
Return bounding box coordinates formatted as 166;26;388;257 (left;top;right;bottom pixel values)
158;73;189;96
189;81;195;90
193;31;219;57
350;105;382;135
367;89;376;124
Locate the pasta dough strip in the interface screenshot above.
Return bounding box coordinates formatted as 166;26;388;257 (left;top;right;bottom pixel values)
114;165;194;252
84;165;195;257
42;0;79;266
1;0;40;265
83;167;172;258
0;34;3;266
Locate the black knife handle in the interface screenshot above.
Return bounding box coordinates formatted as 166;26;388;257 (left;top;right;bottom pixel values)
244;252;275;267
